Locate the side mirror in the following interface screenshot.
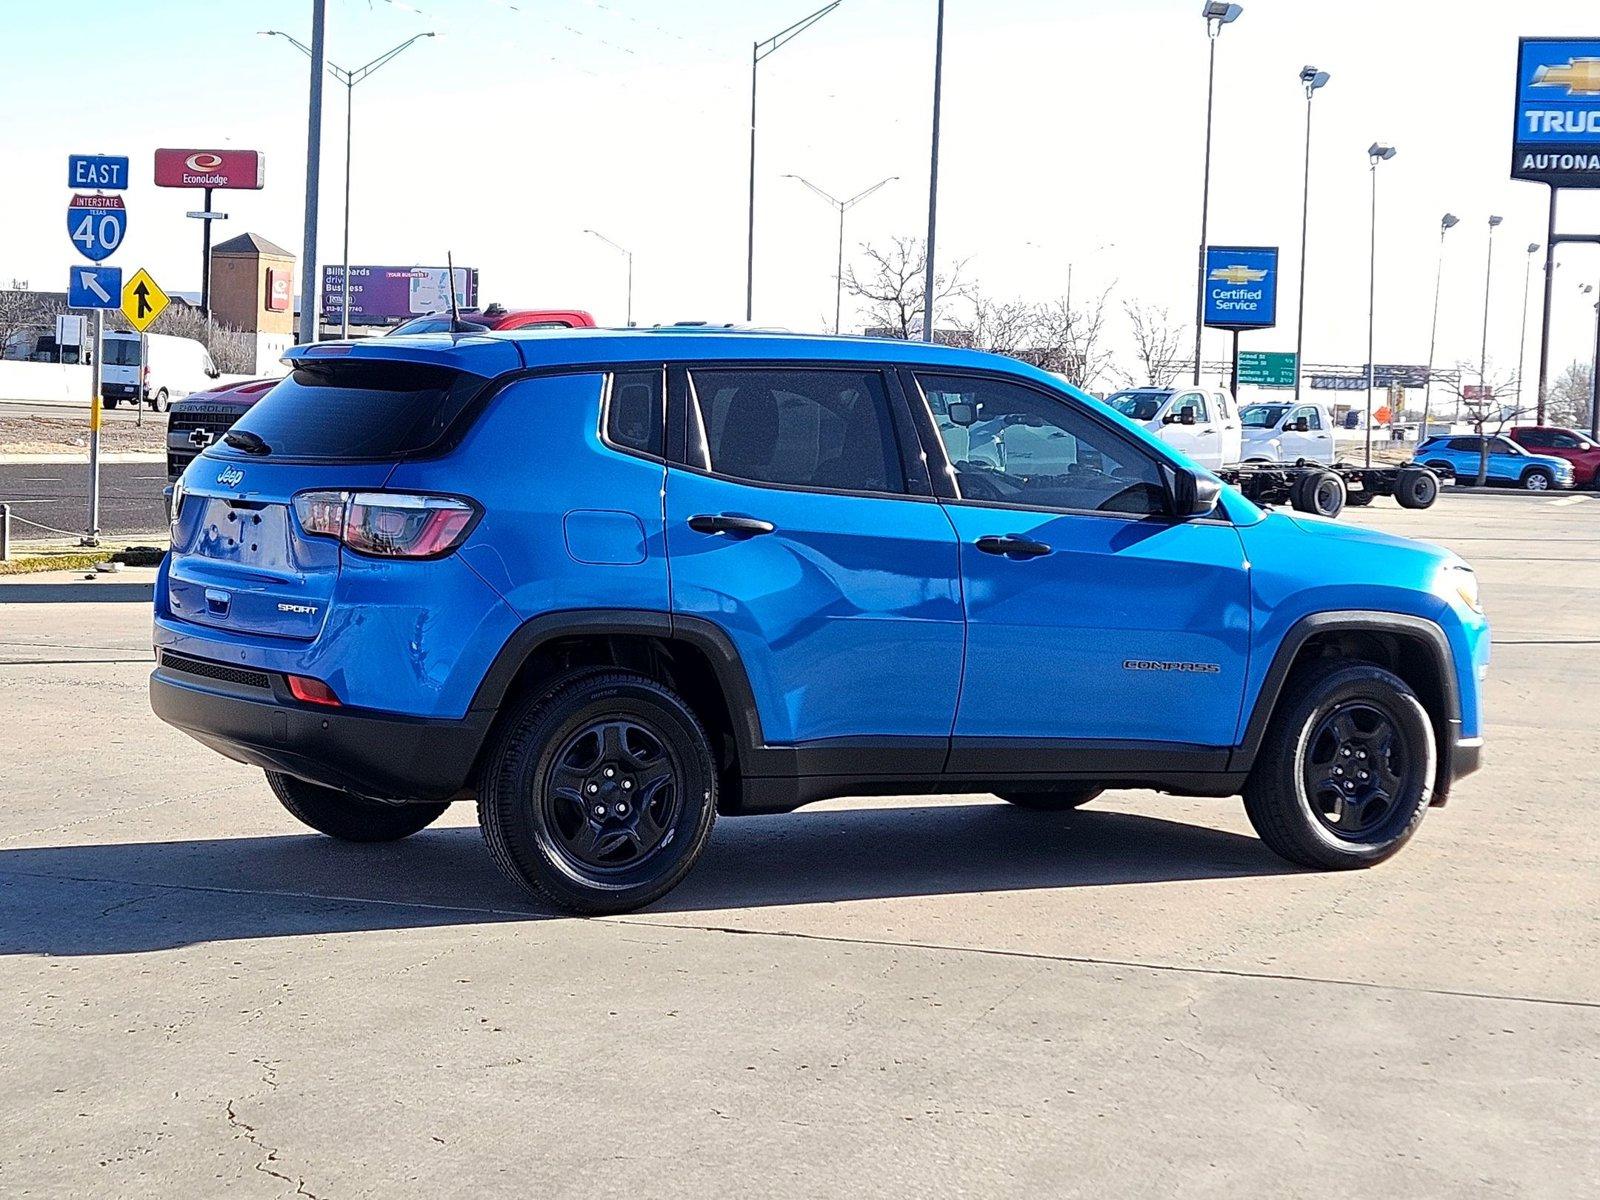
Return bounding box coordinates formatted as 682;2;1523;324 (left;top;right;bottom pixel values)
206;367;221;379
1180;408;1197;426
1169;467;1222;518
1294;417;1310;432
946;401;976;427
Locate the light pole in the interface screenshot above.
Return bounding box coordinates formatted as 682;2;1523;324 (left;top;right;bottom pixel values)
1191;1;1243;383
745;3;843;322
1364;142;1397;467
263;29;438;338
1479;214;1503;391
1292;64;1329;401
922;0;947;343
585;229;634;327
294;1;327;347
1515;241;1540;414
783;175;896;334
1422;213;1460;435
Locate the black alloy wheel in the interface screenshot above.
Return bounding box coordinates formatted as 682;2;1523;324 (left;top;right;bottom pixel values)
542;718;681;873
1300;701;1420;842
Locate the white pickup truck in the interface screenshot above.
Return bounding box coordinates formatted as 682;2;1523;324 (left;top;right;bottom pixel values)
1103;385;1242;471
1238;400;1337;463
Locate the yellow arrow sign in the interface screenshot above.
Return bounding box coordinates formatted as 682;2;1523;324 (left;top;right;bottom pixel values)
121;267;169;333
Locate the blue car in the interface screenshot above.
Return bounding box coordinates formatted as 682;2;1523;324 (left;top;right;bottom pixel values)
152;331;1488;913
1416;434;1574;491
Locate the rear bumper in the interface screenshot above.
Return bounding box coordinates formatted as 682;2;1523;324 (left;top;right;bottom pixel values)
150;658;491;803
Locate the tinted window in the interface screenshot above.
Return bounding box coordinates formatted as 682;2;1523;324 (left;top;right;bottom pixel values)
217;361;483;460
1242;404;1289;429
1550;432;1583;449
918;373;1168;516
606;369;664;458
1171;391;1210;423
1447;437;1480;452
1517;429;1551;447
103;338;142;366
688;368;905;494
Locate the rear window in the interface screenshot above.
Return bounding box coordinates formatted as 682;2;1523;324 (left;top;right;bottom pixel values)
102;338;141;366
216;360;485;460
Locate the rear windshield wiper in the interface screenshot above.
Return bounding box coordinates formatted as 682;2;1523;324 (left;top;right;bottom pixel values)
223;430;272;456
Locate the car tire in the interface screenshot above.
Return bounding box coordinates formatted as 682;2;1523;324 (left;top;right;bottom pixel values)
1292;469;1346;517
151;388;170;413
1395;467;1439;509
102;396;118;410
996;787;1103;811
478;670;717;915
1242;660;1436;871
1522;468;1552;492
266;770;450;841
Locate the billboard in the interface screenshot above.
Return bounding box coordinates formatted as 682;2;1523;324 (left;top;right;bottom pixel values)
154;149;266;190
1203;245;1278;330
1512;39;1600;186
321;265;479;325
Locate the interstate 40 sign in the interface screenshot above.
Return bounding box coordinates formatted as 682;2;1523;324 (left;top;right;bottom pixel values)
1513;38;1600;186
66;193;127;262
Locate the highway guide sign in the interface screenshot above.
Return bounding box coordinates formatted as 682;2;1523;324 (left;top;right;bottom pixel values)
67;154;129;190
1203;245;1278;330
1512;38;1600;186
69;266;123;310
66;194;127;262
1237;350;1297;388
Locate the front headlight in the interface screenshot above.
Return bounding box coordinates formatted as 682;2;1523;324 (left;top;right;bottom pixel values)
1449;565;1483;614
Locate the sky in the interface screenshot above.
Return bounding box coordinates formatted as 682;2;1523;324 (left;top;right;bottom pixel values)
9;0;1600;394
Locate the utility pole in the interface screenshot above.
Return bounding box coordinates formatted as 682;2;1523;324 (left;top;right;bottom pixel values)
921;0;946;343
296;0;326;347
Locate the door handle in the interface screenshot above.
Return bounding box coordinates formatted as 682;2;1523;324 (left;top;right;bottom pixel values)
975;534;1051;559
688;513;775;537
1198;429;1216;436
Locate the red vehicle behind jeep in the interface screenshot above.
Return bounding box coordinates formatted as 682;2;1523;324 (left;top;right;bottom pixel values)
386;305;596;336
1506;425;1600;487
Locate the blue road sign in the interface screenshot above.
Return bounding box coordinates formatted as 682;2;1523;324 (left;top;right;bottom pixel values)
68;266;123;310
67;154;130;190
1203;245;1278;330
1512;38;1600;187
66;194;127;262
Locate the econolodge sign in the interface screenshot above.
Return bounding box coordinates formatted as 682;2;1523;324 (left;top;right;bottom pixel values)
1512;38;1600;187
154;149;266;190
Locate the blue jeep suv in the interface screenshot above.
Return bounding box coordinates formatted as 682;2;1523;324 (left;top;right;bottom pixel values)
151;330;1488;913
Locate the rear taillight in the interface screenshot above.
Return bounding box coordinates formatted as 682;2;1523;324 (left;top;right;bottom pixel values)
292;490;478;559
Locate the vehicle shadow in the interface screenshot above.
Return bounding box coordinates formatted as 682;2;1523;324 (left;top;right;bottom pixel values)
0;802;1294;956
0;582;155;604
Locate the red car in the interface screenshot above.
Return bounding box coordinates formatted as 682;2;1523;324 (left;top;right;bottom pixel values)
1506;425;1600;487
387;305;596;336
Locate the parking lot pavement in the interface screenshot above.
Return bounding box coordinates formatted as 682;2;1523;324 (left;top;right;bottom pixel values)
1;493;1596;1198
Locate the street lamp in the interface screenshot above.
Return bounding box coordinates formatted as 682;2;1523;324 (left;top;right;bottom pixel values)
784;175;896;334
1292;64;1329;401
1191;1;1243;383
745;2;843;322
584;230;634;327
1422;213;1460;434
1479;214;1504;390
262;29;438;338
1515;241;1540;414
1364;142;1397;467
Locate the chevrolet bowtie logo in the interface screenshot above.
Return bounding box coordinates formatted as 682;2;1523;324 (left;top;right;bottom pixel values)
1209;265;1268;285
1533;57;1600;96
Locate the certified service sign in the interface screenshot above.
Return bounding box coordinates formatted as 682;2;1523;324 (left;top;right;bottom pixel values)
1203;245;1278;331
1512;38;1600;186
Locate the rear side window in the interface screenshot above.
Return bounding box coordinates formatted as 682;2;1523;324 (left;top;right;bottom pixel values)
218;361;484;460
605;370;664;458
687;367;906;495
1447;437;1480;452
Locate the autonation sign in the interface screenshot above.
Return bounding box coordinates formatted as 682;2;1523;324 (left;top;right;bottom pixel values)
1512;38;1600;186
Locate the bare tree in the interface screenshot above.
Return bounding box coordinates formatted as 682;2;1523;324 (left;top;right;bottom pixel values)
1545;359;1594;429
965;291;1037;360
1442;361;1523;486
845;237;966;340
1122;301;1186;387
1031;290;1116;392
0;290;64;360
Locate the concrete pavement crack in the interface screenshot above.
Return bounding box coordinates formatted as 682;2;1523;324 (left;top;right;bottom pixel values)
225;1099;322;1200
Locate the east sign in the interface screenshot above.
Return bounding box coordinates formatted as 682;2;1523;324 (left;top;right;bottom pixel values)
1512;38;1600;186
1203;245;1278;330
